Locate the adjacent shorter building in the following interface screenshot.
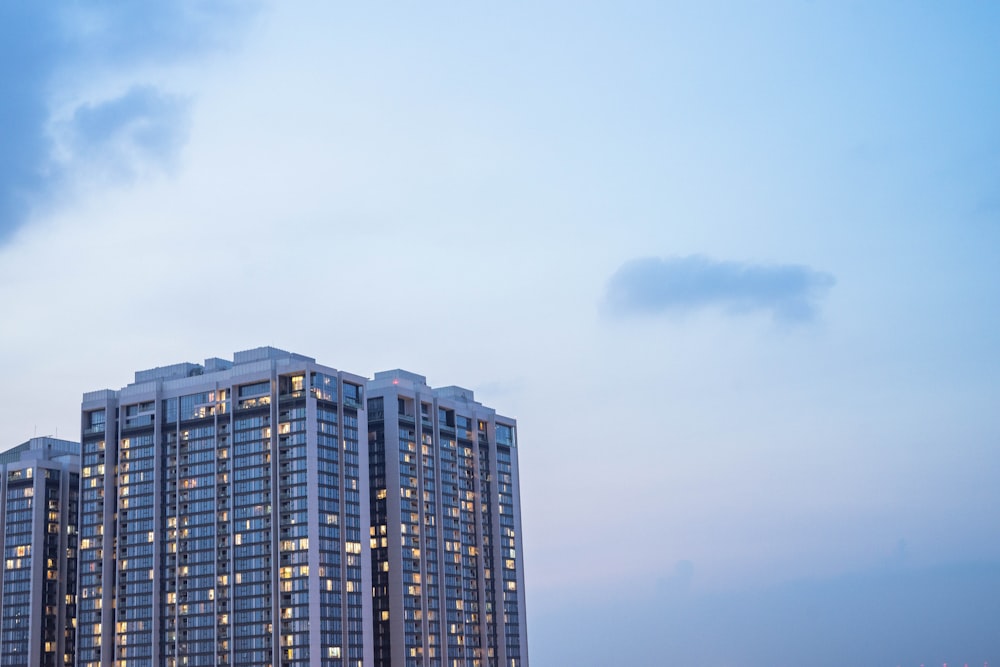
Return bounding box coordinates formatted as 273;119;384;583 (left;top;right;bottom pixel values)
367;371;528;667
0;436;81;667
78;347;373;667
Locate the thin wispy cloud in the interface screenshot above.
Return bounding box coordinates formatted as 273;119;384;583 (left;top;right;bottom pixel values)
0;2;257;243
61;86;191;179
603;255;835;323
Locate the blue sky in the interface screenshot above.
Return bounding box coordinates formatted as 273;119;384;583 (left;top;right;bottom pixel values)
2;2;999;664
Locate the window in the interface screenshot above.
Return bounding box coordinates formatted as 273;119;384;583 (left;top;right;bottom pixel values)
311;373;337;401
343;383;362;406
238;381;270;398
496;424;514;447
87;410;106;430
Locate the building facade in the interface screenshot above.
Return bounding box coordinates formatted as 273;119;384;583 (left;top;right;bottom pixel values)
367;371;527;667
78;347;373;667
0;437;80;667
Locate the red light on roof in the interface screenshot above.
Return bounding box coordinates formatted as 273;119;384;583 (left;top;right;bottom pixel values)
392;379;399;385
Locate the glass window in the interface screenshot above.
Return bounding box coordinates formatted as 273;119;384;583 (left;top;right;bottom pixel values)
311;373;337;401
238;381;271;398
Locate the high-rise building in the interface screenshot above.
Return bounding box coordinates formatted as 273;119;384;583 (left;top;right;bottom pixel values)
76;349;529;667
0;436;80;667
366;371;528;667
78;347;373;667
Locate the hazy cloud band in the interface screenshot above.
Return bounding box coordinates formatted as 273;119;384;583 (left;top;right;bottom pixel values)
604;255;835;323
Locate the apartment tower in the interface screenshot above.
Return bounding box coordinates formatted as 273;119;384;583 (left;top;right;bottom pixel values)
0;436;80;667
367;371;527;667
78;347;373;667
